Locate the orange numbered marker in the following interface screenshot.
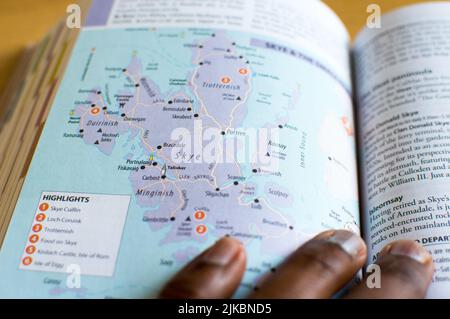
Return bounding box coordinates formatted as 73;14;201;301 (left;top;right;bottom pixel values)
22;257;33;266
36;213;46;222
341;116;354;136
32;224;43;233
90;107;101;115
196;224;207;235
220;76;231;84
25;245;36;255
238;68;248;75
29;234;39;244
194;210;206;221
39;203;49;211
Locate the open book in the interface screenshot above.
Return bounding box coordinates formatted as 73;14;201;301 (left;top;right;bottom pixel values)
0;0;449;298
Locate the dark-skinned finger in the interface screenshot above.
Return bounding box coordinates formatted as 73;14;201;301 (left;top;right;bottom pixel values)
344;240;434;299
250;230;367;298
159;237;246;299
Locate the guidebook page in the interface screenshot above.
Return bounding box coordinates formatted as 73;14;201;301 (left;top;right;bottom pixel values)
354;3;450;298
0;0;359;298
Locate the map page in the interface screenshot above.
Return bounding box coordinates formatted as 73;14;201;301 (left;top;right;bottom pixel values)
0;0;359;298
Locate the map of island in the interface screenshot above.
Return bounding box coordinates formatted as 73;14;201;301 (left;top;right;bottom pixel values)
0;27;359;298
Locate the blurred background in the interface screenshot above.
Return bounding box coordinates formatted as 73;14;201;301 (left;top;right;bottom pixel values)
0;0;428;97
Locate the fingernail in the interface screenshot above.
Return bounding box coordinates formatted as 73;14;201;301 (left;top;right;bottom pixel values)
327;230;365;258
383;241;432;265
202;237;241;266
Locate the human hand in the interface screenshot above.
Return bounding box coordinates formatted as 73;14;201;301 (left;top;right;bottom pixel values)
159;230;434;299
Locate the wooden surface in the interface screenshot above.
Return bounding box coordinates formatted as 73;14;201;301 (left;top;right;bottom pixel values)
0;0;73;97
0;0;429;97
323;0;428;37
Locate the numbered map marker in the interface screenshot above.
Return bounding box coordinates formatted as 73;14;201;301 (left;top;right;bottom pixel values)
39;203;49;211
22;257;33;266
32;224;42;233
220;76;232;84
194;210;206;221
195;224;207;235
29;234;39;244
90;107;101;116
25;245;36;255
